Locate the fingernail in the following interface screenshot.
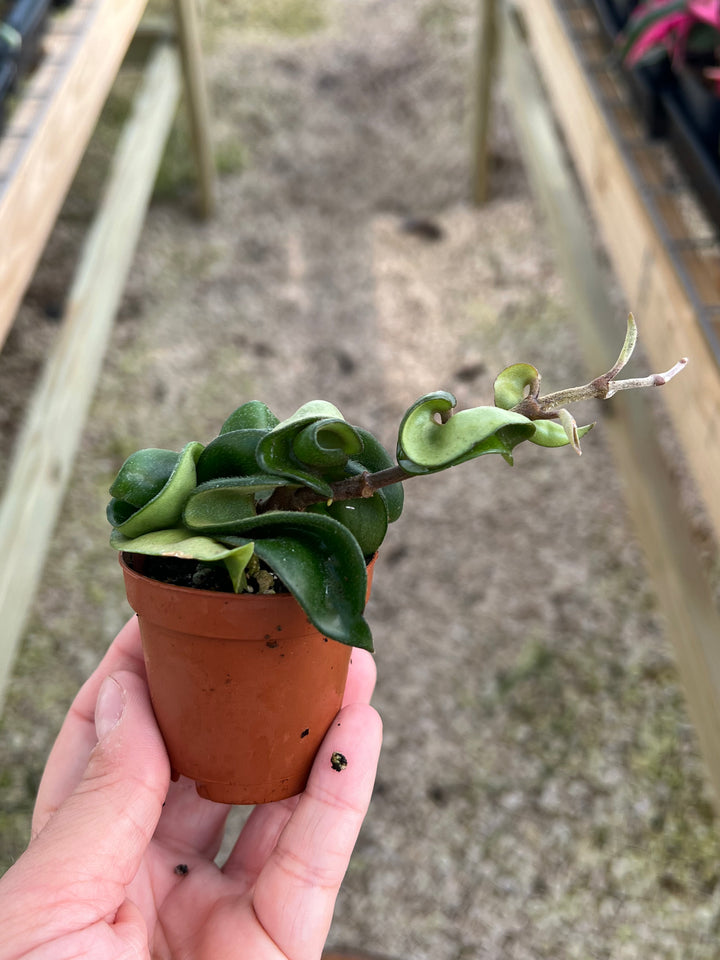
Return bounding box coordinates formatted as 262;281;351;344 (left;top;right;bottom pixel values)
95;676;125;741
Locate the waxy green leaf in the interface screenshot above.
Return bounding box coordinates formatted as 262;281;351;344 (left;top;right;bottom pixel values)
109;448;180;507
220;400;280;434
493;363;539;410
183;475;296;533
292;420;363;468
110;528;255;592
397;392;536;472
275;400;345;426
107;498;139;527
218;511;372;650
309;493;389;558
529;419;595;448
257;412;362;498
196;429;266;483
108;442;204;539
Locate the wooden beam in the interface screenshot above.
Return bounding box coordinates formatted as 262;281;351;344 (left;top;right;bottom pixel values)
513;0;720;545
172;0;216;218
501;3;720;805
0;44;181;712
472;0;499;204
0;0;150;350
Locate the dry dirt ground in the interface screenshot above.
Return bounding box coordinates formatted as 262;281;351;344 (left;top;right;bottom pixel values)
2;1;720;958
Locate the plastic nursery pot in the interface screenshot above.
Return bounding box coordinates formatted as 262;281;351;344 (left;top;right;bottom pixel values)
120;552;375;805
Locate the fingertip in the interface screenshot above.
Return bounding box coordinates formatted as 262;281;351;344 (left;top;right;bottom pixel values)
252;701;382;956
342;647;377;706
53;669;169;878
93;669;169;787
309;701;382;805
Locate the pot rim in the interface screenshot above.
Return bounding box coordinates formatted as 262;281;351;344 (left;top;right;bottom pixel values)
120;551;307;605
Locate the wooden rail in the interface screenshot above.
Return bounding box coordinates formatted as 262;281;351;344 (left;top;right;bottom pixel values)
0;0;215;711
475;0;720;802
510;0;720;538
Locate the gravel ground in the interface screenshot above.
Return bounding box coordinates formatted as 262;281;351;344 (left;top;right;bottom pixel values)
2;2;720;957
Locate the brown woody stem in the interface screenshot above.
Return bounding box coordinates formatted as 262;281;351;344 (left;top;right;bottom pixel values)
260;465;412;513
512;359;688;420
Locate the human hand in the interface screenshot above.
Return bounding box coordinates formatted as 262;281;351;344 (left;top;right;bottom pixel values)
0;616;382;959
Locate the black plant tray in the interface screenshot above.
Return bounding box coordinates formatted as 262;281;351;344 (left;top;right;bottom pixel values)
587;0;623;40
625;60;674;138
0;51;15;133
2;0;52;79
663;79;720;232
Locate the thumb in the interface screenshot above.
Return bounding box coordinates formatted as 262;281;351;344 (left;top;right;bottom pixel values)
5;671;169;932
52;670;170;880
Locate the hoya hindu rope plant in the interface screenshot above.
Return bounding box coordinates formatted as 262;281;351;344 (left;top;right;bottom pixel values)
108;316;686;804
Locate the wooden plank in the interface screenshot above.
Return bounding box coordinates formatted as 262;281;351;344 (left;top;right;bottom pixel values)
0;0;150;350
172;0;215;217
514;0;720;547
472;0;499;204
0;44;181;712
501;1;720;807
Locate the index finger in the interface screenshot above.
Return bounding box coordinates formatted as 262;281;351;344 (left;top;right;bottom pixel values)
251;702;382;960
32;615;147;836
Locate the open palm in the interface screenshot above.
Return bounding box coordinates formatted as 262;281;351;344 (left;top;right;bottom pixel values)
0;618;382;960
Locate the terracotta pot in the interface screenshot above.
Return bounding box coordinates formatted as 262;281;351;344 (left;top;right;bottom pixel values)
120;553;374;804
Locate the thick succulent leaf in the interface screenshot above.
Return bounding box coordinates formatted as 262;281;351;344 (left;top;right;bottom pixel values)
493;363;540;410
292;419;363;467
183;475;296;533
220;400;280;434
110;528;255;592
196;429;266;483
529;419;595;448
107;498;138;527
219;511;372;650
275;400;345;427
109;448;180;507
257;413;361;498
109;442;204;539
348;427;404;523
308;493;389;557
397;392;536;473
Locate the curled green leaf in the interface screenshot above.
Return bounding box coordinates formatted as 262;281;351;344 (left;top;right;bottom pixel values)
292;419;363;468
276;400;345;426
110;528;255;592
220;400;280;434
107;498;140;527
493;363;539;410
108;442;204;539
529;419;595;449
397;392;536;472
183;475;296;533
196;429;266;483
218;511;372;650
109;448;180;507
257;409;362;498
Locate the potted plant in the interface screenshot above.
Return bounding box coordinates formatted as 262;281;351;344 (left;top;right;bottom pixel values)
619;0;720;98
619;0;720;220
108;316;686;805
